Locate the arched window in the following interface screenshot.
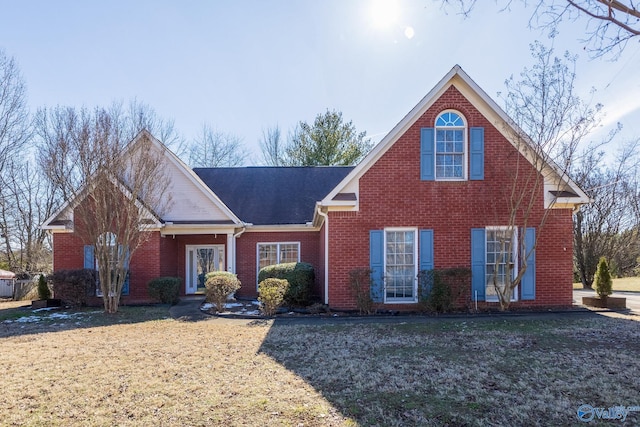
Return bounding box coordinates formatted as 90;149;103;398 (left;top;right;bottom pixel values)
435;111;466;179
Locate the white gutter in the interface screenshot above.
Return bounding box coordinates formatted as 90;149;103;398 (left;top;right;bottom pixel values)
316;206;329;305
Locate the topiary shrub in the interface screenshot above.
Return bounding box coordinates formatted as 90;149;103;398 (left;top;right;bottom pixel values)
205;271;241;313
348;268;375;314
418;268;471;313
49;269;97;307
37;274;51;300
258;278;289;316
147;277;181;305
258;262;314;306
594;256;613;298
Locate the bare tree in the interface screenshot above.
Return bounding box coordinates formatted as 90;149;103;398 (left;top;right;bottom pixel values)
259;125;285;166
1;158;58;274
123;99;187;156
441;0;640;57
0;50;31;271
37;107;171;313
188;124;247;167
573;140;639;288
488;42;600;310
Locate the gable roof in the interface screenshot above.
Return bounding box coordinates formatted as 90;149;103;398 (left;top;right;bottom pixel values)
321;65;590;209
42;130;242;231
194;167;353;225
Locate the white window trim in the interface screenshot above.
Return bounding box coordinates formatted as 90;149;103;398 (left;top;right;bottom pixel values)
434;109;468;182
256;242;301;289
383;227;418;304
485;226;519;303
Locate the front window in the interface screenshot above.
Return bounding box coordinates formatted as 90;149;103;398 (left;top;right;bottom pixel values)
435;111;466;180
257;242;300;284
385;229;417;302
485;227;517;301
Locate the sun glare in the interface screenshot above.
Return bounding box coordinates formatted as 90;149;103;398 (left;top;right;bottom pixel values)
369;0;400;29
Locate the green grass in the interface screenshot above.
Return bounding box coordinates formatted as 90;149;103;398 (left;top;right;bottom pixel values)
574;276;640;292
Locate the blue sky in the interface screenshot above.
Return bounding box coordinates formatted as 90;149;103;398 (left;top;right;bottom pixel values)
2;0;639;164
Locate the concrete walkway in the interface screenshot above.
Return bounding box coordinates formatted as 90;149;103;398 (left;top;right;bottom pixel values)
168;295;208;322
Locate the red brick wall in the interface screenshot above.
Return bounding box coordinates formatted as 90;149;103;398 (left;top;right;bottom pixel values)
327;86;575;310
235;231;321;299
52;231;235;304
52;231;164;304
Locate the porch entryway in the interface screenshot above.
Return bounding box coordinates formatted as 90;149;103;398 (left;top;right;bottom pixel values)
185;245;225;294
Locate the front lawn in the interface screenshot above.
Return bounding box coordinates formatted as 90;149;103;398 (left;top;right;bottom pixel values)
1;303;639;426
574;276;640;292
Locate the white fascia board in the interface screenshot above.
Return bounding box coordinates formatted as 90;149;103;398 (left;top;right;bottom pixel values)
160;224;237;236
322;66;462;205
243;224;320;233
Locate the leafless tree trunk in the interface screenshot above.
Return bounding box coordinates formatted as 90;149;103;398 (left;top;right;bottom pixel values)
37;106;172;313
259;125;286;166
572;140;638;287
490;42;601;310
440;0;640;57
187;124;247;167
0;49;30;272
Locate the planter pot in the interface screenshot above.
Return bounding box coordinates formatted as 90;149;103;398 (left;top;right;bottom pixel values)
582;296;626;309
31;299;63;309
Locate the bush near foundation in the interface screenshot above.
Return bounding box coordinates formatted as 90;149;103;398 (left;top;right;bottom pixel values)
258;278;289;316
49;269;97;307
418;268;471;313
258;262;314;306
205;271;241;313
147;277;181;305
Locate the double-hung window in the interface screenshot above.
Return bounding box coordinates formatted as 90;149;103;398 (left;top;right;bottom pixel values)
485;227;517;301
385;229;417;302
435;111;466;180
257;242;300;284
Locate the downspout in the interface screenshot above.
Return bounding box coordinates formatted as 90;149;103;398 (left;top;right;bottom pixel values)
316;206;329;305
232;224;247;274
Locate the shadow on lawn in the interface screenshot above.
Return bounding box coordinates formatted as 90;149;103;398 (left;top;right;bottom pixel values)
256;311;640;426
0;303;172;339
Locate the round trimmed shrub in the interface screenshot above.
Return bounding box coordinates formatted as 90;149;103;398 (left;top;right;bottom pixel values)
205;271;241;313
147;277;181;305
258;278;289;316
257;262;314;306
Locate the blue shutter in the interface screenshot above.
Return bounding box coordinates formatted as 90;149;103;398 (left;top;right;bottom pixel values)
471;228;486;301
120;245;130;296
370;230;384;303
419;229;434;297
521;228;536;300
419;230;434;271
469;127;484;180
83;245;94;269
420;128;435;181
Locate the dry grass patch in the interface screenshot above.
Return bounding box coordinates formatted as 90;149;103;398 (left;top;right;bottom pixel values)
574;276;640;292
0;308;344;426
2;306;640;426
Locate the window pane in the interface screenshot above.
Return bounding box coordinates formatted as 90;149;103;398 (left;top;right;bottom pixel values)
385;231;415;300
486;228;516;300
279;244;299;263
258;244;277;270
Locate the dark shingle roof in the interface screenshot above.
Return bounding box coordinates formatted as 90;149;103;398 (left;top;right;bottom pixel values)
193;167;353;225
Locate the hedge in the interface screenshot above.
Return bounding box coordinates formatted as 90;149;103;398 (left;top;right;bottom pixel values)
258;262;314;306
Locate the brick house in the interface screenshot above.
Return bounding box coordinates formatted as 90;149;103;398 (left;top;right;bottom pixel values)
43;65;588;309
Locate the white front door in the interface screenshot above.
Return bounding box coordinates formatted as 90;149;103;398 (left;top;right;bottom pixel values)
185;245;225;294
